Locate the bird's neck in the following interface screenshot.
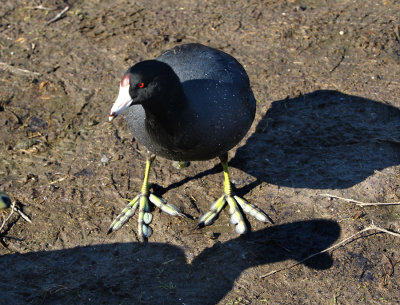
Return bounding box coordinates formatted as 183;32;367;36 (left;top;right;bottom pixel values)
143;91;187;135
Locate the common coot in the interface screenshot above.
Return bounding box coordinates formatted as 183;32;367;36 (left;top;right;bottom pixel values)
108;43;272;240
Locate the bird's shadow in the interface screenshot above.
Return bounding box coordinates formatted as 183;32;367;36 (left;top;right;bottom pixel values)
155;90;400;196
1;219;339;305
231;90;400;189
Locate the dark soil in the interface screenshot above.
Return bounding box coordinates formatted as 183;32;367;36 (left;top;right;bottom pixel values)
1;0;399;304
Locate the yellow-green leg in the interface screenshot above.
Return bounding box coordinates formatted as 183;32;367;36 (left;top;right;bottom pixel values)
108;154;185;240
198;154;272;234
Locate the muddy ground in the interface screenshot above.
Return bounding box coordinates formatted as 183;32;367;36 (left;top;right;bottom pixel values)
1;0;400;304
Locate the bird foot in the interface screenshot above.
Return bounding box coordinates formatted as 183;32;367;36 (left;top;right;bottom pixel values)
108;193;185;240
198;194;272;234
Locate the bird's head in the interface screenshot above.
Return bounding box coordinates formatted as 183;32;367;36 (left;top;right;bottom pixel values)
109;60;181;121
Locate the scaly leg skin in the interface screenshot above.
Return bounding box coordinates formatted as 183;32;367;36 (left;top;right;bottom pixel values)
198;154;273;234
108;154;185;241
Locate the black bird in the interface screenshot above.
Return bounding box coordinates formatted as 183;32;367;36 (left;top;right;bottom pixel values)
108;43;272;240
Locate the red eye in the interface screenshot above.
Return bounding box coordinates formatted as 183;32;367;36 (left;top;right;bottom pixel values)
138;82;145;88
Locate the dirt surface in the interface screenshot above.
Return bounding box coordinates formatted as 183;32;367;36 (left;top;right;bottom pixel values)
1;0;400;304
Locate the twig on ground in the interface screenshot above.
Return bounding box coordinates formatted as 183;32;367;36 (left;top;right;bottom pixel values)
394;25;400;42
0;201;16;233
383;254;395;276
46;6;70;25
320;193;400;207
260;224;400;278
49;176;68;185
386;137;400;144
26;5;54;10
0;198;32;231
0;62;40;76
14;206;32;224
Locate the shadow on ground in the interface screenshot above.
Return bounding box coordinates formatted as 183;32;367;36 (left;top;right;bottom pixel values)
1;219;339;305
232;90;400;189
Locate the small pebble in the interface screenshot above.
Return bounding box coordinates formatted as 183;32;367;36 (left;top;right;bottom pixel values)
100;154;109;165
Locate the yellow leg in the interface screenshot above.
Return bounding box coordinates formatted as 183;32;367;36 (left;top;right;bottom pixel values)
221;159;232;196
108;154;185;240
198;154;272;234
141;154;155;195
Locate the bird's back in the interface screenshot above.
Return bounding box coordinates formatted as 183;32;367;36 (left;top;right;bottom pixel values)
157;44;249;86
